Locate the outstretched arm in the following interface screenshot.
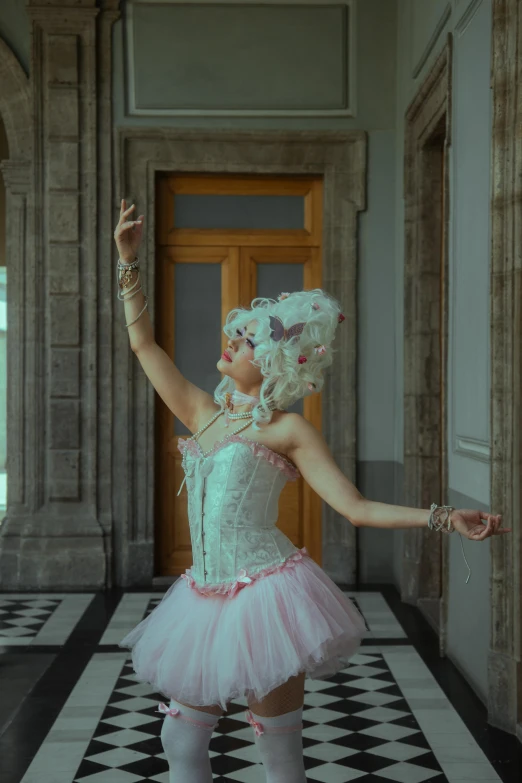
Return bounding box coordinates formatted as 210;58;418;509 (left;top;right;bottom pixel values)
284;414;509;541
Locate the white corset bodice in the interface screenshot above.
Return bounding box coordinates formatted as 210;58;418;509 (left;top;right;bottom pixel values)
177;413;301;591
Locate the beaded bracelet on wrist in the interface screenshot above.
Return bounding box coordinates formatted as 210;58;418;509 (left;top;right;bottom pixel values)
428;503;455;533
118;256;140;270
116;256;149;327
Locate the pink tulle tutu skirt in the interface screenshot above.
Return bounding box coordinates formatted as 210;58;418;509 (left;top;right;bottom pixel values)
119;550;367;710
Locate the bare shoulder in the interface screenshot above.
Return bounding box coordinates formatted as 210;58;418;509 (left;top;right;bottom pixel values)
278;411;313;452
260;410;306;466
279;412;332;462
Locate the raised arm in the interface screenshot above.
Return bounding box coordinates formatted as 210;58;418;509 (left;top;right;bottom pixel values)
114;199;215;433
114;199;151;351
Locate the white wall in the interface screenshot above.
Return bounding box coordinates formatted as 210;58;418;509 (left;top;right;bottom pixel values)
357;128;397;582
394;0;493;702
446;0;492;704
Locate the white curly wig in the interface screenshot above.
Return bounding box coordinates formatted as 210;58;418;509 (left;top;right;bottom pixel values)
213;288;345;431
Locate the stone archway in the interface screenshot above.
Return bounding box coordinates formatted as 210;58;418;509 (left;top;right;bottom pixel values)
0;37;31;161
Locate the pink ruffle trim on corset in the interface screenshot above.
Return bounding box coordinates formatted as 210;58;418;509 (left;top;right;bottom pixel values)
181;547;309;599
177;435;300;481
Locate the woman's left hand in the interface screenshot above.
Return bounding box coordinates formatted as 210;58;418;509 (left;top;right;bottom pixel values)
450;509;511;540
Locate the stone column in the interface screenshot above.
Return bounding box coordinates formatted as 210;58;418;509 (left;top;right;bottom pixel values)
0;0;118;589
487;0;522;735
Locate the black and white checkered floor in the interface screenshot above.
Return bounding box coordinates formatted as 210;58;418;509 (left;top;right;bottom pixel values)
0;594;94;645
74;652;448;783
0;588;519;783
0;597;62;639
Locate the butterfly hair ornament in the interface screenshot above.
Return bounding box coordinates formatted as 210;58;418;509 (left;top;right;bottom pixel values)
268;314;306;343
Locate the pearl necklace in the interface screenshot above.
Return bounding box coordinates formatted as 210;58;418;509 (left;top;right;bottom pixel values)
190;409;254;458
224;390;260;426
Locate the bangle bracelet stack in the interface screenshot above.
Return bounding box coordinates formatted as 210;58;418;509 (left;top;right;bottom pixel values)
117;255;149;328
428;503;455;533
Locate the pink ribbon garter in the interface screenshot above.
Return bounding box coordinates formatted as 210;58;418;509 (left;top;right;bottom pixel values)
245;709;303;736
157;702;215;731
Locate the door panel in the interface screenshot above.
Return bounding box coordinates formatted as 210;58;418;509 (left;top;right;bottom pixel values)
173;193;306;230
157;175;322;246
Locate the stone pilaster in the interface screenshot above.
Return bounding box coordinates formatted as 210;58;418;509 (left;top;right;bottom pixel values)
0;1;119;589
487;0;522;735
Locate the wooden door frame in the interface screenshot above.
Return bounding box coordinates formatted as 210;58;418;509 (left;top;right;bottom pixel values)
114;130;366;586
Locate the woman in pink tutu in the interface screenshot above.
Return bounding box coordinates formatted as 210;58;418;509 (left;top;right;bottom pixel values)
114;200;509;782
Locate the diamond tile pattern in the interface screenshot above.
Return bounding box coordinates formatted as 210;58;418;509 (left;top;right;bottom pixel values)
0;598;62;640
73;653;448;783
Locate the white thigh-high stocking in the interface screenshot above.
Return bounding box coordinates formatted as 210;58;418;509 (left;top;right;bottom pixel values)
246;706;306;783
159;699;220;783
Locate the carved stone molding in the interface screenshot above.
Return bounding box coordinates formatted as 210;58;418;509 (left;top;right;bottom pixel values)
123;0;357;118
402;38;452;611
0;160;31;192
114;129;366;586
487;0;522;735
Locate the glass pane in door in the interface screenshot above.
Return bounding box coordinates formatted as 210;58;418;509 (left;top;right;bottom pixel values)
174;262;222;435
174;194;304;230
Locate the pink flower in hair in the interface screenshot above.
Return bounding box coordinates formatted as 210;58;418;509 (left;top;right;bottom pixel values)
278;292;290;301
298;355;307;364
338;313;345;323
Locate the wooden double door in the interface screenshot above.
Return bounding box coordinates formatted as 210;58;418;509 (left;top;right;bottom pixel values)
154;174;323;577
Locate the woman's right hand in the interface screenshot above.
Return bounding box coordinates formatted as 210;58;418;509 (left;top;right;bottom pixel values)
114;198;144;263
